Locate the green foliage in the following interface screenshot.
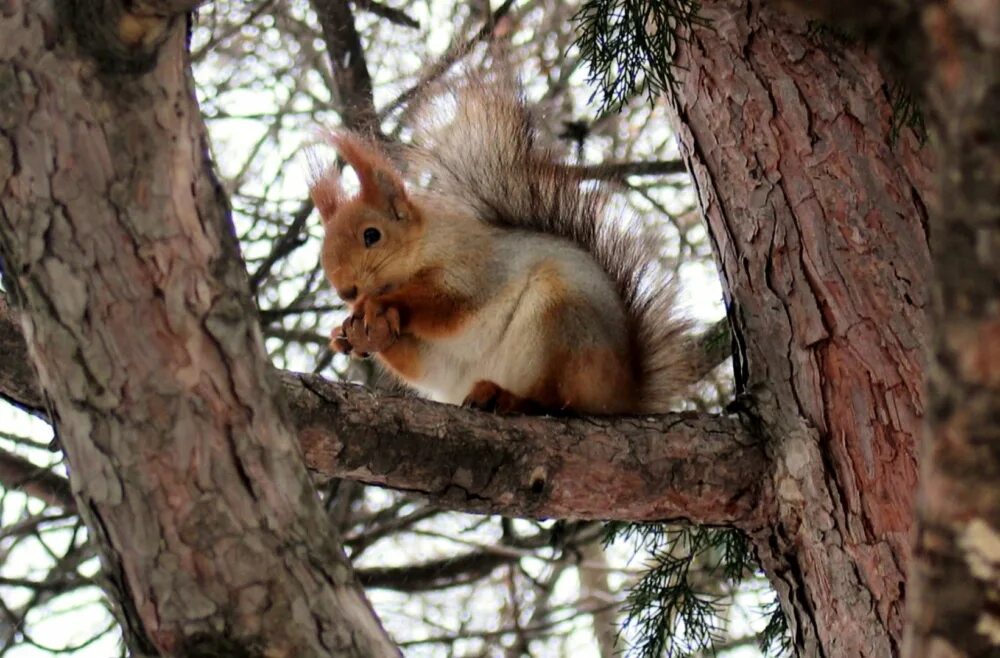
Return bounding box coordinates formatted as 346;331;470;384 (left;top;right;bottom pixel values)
757;596;792;657
887;82;927;146
604;523;788;657
804;19;855;46
573;0;705;112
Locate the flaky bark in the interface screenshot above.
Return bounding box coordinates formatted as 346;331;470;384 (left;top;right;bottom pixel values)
288;373;766;523
0;2;396;656
670;1;934;655
769;3;1000;656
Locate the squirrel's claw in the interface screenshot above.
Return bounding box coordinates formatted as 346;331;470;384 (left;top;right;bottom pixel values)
343;303;399;354
329;325;354;355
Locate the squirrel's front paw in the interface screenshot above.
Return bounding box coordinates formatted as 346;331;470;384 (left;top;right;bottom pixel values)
329;325;356;356
343;302;400;354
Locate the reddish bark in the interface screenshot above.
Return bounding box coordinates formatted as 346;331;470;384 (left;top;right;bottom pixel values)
762;2;1000;655
670;1;934;655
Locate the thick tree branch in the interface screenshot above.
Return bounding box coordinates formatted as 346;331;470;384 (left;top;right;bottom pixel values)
4;294;754;524
0;296;44;416
285;373;769;526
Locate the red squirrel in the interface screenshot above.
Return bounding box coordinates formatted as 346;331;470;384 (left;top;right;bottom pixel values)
309;75;698;414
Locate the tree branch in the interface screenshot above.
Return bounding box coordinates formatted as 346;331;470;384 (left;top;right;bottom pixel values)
352;0;419;29
284;372;769;526
311;0;381;135
248;199;314;293
0;295;45;417
380;0;518;124
0;449;75;512
571;159;687;180
356;550;513;592
3;293;755;524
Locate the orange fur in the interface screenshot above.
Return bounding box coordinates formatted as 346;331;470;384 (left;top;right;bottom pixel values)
368;268;474;338
464;380;543;414
376;334;423;381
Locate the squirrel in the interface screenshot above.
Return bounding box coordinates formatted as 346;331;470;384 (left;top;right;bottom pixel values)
309;73;698;415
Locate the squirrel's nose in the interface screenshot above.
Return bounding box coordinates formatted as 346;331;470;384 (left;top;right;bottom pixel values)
339;285;358;301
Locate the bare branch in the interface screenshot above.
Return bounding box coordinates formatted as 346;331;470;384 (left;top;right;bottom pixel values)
356;550;513;592
345;504;442;554
380;0;519;124
248;199;314;293
353;0;420;29
0;449;75;512
311;0;381;134
571;159;687;181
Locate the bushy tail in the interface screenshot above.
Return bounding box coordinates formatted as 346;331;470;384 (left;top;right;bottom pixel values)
404;68;701;411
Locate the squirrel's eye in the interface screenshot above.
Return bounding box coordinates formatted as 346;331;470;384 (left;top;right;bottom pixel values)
363;227;381;248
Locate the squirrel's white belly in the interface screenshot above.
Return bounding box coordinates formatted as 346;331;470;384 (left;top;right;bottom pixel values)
413;288;548;404
408;244;620;404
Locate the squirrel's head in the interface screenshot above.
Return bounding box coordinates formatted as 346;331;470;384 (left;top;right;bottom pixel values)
309;132;423;306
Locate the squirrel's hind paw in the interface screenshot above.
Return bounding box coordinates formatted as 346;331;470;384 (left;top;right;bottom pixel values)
463;381;543;415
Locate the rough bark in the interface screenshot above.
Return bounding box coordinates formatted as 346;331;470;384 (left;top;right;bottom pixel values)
670;1;934;655
288;373;767;524
768;2;1000;655
0;2;397;656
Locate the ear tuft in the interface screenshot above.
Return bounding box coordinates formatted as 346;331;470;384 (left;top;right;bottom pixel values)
328;132;412;220
309;167;344;222
306;142;343;223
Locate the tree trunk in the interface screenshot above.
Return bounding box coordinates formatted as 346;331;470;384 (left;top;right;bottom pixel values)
670;1;935;655
0;2;396;656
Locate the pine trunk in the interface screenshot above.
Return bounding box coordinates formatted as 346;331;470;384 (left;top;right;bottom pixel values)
670;1;935;655
0;3;397;656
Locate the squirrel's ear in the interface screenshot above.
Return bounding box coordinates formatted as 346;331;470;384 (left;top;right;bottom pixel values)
329;132;414;222
308;163;343;225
